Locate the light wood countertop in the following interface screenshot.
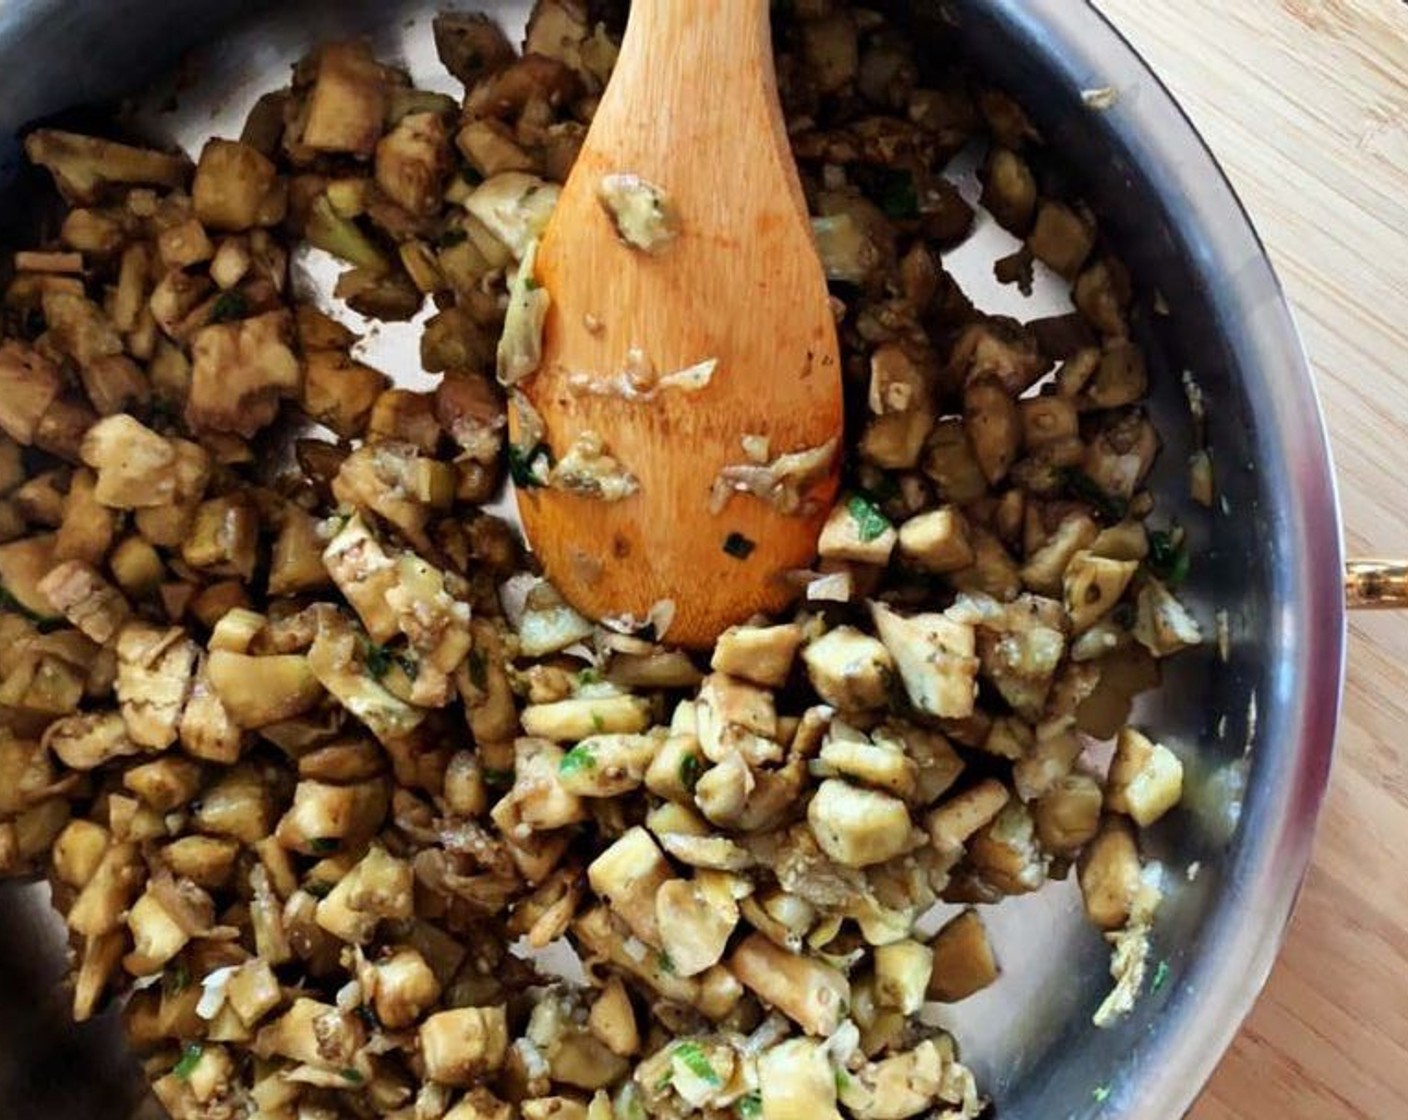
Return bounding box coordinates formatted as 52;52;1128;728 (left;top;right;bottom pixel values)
1091;2;1408;1116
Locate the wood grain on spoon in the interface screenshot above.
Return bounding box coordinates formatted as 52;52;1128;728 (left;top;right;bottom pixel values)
512;0;843;648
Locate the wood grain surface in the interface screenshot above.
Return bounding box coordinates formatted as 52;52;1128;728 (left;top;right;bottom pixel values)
1091;2;1408;1116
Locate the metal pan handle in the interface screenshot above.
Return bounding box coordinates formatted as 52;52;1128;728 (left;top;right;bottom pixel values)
1345;560;1408;610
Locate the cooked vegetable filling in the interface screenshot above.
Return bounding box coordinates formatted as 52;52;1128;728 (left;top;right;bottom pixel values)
0;3;1201;1119
597;173;680;253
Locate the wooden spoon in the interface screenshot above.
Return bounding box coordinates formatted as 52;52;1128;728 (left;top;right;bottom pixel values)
511;0;843;649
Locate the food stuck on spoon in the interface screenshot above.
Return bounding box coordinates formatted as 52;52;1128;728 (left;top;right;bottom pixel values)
508;0;844;649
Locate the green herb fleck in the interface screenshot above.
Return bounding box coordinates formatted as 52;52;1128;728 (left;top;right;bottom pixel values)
847;493;892;543
590;711;606;732
655;1071;674;1092
736;1093;762;1120
173;1042;203;1080
576;667;602;686
657;951;676;975
1061;468;1129;523
362;638;396;679
679;753;704;793
208;290;249;324
872;168;920;220
162;963;190;996
305;879;333;899
559;744;597;777
834;1068;851;1093
673;1041;719;1086
359;638;418;682
508;441;553;488
341;1067;365;1084
467;648;488;690
1146;529;1190;586
722;532;756;560
1092;1084;1111;1104
309;837;339;854
483;767;515;788
1151;958;1170;993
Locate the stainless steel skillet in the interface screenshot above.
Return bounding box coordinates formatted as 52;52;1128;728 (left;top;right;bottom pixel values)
0;1;1386;1117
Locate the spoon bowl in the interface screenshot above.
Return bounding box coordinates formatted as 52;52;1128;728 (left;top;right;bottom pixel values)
512;0;843;647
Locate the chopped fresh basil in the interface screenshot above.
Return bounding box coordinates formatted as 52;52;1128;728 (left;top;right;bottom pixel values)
362;639;396;679
341;1067;364;1084
358;639;419;682
508;441;553;488
847;493;892;543
173;1042;203;1080
559;744;597;777
482;767;515;788
1146;529;1190;586
678;753;703;793
162;963;190;996
208;289;250;323
673;1041;719;1086
1150;958;1171;993
736;1093;762;1120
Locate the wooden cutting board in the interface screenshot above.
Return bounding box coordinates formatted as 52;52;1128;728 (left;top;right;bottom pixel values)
1091;2;1408;1116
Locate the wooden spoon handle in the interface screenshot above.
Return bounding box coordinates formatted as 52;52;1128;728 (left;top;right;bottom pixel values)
597;0;804;211
612;0;775;98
